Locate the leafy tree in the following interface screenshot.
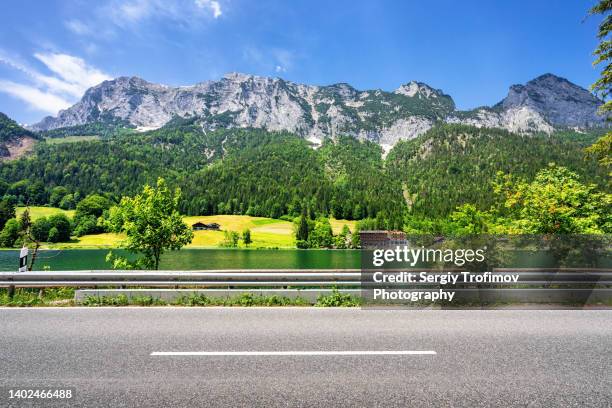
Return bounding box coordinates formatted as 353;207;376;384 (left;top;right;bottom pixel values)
47;227;60;243
296;212;309;240
308;218;334;248
496;165;610;234
59;193;77;210
335;224;351;249
220;231;240;248
73;215;99;237
242;228;252;247
0;218;20;247
76;194;112;219
107;178;193;270
74;194;112;235
18;209;41;270
49;186;69;207
590;0;612;113
0;198;15;230
31;217;51;242
448;204;491;235
588;1;612;173
48;214;72;242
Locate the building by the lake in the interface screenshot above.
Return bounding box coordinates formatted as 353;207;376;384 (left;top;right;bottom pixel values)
359;230;407;248
192;222;221;231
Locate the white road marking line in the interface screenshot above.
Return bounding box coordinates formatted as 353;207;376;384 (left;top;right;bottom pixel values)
150;350;436;356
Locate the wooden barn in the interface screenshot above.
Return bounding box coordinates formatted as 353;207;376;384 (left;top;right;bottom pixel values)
192;222;221;231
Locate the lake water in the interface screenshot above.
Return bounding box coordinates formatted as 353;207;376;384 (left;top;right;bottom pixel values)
0;249;362;271
0;247;607;271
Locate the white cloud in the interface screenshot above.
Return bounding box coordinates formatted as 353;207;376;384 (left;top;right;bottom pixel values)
0;51;111;116
34;53;110;93
195;0;222;18
103;0;222;27
0;80;71;114
65;19;91;36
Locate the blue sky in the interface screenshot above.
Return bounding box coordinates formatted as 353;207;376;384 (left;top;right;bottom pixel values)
0;0;604;124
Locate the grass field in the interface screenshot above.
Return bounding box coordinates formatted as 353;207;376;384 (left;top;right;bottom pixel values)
16;206;75;220
14;208;356;249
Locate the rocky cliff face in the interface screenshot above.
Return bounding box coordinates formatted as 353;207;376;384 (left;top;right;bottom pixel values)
32;73;607;146
0;112;38;160
498;73;605;128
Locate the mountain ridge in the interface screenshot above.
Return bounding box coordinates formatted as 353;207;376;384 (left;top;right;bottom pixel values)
31;73;608;147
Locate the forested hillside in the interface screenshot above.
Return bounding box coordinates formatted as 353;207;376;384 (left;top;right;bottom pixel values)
0;119;607;229
386;124;607;217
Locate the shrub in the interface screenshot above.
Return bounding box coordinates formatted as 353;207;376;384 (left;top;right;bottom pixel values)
316;288;360;307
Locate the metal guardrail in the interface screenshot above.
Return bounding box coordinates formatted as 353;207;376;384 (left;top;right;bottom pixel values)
0;270;361;288
0;269;610;288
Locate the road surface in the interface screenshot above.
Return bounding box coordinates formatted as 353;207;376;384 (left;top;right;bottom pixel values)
0;308;611;407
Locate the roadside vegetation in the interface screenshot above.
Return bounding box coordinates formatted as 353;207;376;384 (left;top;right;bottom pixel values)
0;287;361;307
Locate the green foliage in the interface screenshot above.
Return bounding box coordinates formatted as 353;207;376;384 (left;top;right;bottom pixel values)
0;287;74;307
72;194;112;236
242;228;252;247
47;214;71;242
387;124;607;218
586;132;611;170
0;197;15;229
39;119;134;139
0;218;21;247
335;224;351;249
107;178;194;269
448;204;491;235
220;230;240;248
315;288;360;307
590;0;612;114
31;217;51;241
47;227;60;243
25;213;72;243
49;186;69;207
307;217;334;248
493;164;611;234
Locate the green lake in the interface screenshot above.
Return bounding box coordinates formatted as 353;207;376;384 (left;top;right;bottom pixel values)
0;249;362;271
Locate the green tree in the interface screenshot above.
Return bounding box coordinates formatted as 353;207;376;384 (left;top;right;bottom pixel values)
295;211;310;248
308;217;334;248
18;209;41;270
242;228;252;247
0;198;15;230
499;165;610;234
335;224;351;249
107;178;193;270
74;194;112;235
59;193;76;210
48;214;72;242
220;230;240;248
49;186;69;207
47;227;60;243
588;1;612;171
449;204;491;235
0;218;20;247
31;217;51;242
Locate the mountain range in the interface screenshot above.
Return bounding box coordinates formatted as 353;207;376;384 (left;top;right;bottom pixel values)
31;73;608;150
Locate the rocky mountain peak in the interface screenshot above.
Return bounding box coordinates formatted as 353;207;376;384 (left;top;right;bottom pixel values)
30;73;607;147
394;81;445;99
498;73;606;128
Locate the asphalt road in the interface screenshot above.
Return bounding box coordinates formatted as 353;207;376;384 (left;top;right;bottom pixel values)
0;308;611;407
